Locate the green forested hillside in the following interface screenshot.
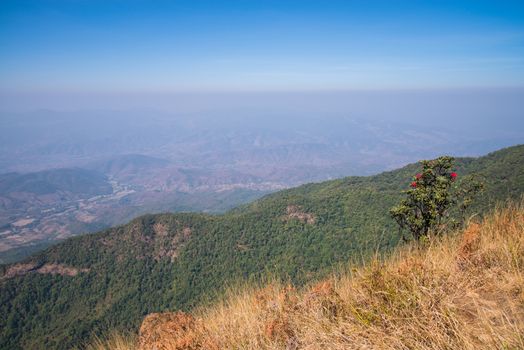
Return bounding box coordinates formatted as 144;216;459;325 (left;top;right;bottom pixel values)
1;145;523;349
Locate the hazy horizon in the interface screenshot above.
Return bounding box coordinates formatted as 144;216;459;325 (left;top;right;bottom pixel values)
2;1;522;136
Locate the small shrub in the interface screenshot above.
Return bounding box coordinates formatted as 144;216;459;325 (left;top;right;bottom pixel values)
390;156;482;241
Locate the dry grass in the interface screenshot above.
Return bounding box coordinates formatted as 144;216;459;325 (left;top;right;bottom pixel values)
93;201;524;349
84;331;137;350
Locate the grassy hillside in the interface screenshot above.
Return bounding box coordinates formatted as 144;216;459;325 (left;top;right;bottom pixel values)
99;199;524;350
1;145;523;349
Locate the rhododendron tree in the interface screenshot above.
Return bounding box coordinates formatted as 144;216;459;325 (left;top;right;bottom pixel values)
390;156;482;241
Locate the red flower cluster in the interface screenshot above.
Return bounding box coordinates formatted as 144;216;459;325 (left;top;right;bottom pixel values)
410;170;456;188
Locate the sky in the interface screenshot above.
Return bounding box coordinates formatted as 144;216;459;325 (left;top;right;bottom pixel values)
1;0;524;94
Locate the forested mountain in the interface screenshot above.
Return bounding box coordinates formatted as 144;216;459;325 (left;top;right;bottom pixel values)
1;145;523;349
0;168;112;199
132;201;524;350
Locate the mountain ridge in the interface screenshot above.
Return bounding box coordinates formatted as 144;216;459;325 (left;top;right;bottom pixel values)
127;199;524;350
0;144;523;349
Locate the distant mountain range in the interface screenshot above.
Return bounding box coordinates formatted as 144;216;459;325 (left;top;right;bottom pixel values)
0;168;111;197
1;111;522;264
1;145;523;349
0;168;114;262
86;154;170;178
0;159;267;264
2;110;522;179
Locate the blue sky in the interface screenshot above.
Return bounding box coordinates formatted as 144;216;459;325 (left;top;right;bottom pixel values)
1;0;524;92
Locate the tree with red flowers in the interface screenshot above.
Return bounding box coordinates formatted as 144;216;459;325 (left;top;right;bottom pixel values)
390;156;481;241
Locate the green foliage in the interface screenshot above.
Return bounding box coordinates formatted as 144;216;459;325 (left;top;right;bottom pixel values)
390;156;454;240
455;174;485;222
390;156;483;240
0;145;523;349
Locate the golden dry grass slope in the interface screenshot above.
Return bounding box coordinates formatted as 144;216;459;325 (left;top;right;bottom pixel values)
91;200;524;350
